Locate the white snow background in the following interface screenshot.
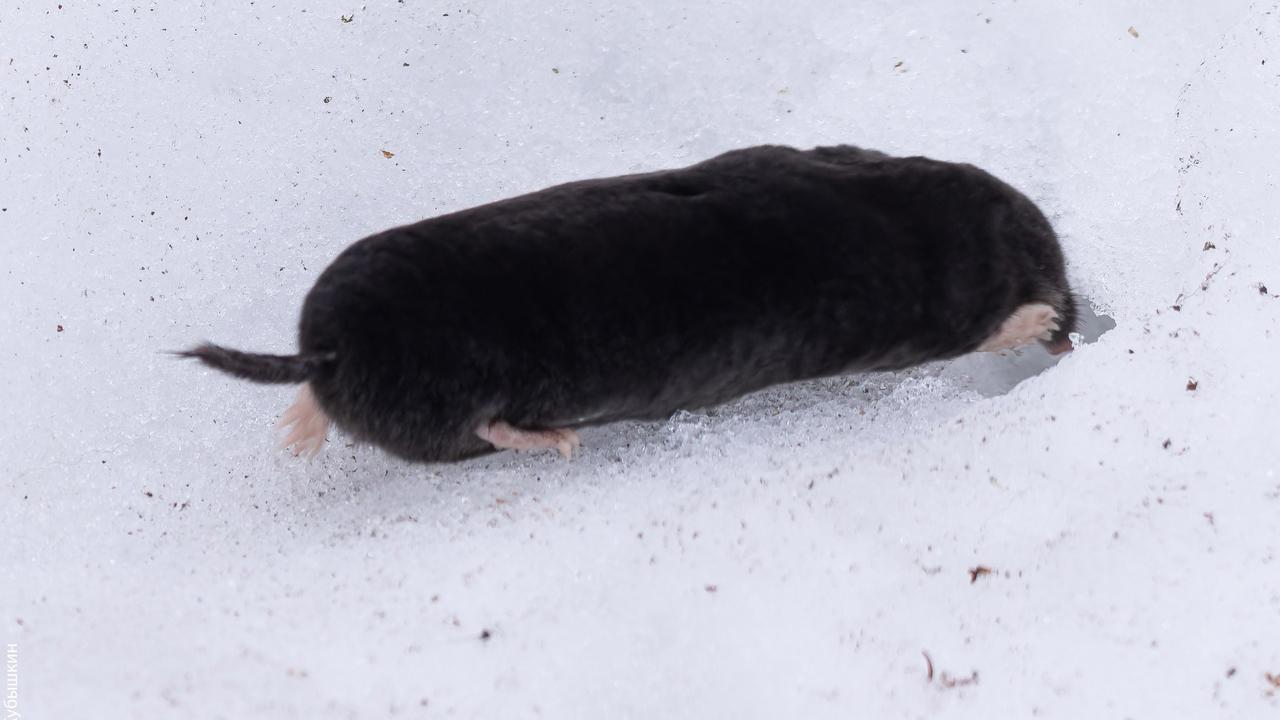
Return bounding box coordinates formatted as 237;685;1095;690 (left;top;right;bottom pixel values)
2;0;1279;717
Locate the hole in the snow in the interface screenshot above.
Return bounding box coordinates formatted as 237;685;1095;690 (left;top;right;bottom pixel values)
940;298;1116;397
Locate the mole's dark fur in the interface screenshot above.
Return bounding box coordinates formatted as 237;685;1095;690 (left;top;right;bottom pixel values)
184;144;1076;462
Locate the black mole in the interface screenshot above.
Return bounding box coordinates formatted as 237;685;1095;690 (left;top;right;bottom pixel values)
183;144;1077;462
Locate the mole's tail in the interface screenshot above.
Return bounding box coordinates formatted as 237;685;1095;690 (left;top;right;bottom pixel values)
176;343;336;384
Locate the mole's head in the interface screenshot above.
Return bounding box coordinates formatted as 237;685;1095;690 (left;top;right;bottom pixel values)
1011;192;1077;355
967;165;1078;355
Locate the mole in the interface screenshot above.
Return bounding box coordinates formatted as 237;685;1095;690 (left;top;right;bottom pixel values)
181;144;1077;462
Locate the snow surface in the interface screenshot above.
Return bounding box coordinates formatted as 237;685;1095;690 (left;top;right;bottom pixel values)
3;1;1279;717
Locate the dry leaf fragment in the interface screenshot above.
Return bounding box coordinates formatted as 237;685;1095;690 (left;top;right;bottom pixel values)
381;150;395;158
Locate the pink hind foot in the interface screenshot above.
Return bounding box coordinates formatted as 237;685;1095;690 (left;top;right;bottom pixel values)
277;383;330;458
477;420;581;459
977;303;1062;353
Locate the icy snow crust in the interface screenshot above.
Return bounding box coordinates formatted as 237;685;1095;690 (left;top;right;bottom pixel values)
2;1;1278;717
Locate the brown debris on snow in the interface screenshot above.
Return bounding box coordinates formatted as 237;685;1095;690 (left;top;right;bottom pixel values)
922;651;979;689
942;671;980;688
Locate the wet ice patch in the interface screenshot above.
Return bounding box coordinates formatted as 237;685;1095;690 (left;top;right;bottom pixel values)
941;299;1116;397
